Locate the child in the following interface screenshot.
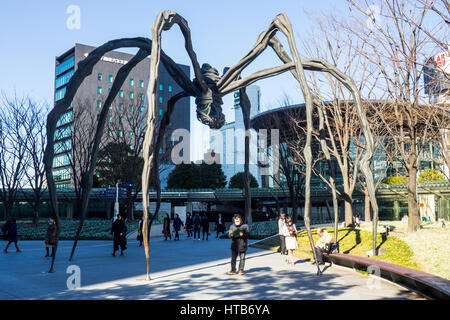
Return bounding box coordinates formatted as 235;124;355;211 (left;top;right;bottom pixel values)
283;217;298;265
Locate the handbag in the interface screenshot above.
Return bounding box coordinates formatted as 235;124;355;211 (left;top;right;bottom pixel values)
325;242;340;254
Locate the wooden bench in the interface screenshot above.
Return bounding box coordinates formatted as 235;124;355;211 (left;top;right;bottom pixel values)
322;252;450;300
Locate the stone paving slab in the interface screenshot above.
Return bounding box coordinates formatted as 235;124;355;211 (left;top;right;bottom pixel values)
0;236;424;300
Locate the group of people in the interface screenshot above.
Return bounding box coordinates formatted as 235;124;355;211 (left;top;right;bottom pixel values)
278;212;333;266
139;212;227;242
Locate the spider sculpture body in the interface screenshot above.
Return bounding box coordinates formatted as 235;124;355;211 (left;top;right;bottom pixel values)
44;10;379;277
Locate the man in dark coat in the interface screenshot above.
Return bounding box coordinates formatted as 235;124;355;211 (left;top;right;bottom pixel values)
215;213;226;238
201;213;209;241
192;213;201;240
172;214;184;241
45;218;57;257
162;213;171;240
228;214;250;275
3;220;21;253
185;212;193;238
110;214;127;256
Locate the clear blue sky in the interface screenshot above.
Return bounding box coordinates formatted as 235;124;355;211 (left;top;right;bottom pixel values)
0;0;342;160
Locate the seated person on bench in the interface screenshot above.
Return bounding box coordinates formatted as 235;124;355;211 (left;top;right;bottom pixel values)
313;228;332;265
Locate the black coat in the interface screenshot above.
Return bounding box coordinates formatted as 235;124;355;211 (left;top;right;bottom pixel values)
111;219;127;249
229;223;250;252
192;215;201;228
163;217;171;232
185;216;193;229
216;217;225;233
173;217;184;231
45;222;57;245
201;216;209;230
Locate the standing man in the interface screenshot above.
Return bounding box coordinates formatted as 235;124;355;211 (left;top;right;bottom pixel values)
44;218;57;257
192;213;201;240
216;213;226;238
201;213;210;241
110;214;127;256
278;212;288;255
228;214;250;275
185;212;193;238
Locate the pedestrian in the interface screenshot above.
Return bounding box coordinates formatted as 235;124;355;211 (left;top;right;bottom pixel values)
216;213;226;238
3;220;21;253
173;214;184;241
193;213;201;240
283;216;298;265
201;213;210;240
185;212;193;238
278;212;288;255
162;213;171;240
110;214;127;256
137;217;144;247
313;228;332;265
228;214;250;275
44;217;57;257
355;214;361;228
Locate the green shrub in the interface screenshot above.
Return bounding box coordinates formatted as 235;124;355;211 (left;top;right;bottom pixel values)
383;176;406;184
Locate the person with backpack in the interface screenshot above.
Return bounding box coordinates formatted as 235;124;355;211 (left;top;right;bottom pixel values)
192;213;201;240
3;220;21;253
173;214;184;241
44;218;57;257
228;214;250;275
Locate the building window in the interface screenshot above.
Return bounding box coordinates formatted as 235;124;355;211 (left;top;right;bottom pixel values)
55;87;66;101
55;70;74;89
129;117;133;125
139;93;144;101
55;56;75;76
159;84;163;91
97;100;102;108
119;103;124;111
108;115;112;123
118;130;123;137
168;85;172;92
109;75;113;83
118;116;123;124
130;78;134;86
140;106;145;113
97;86;102;94
129;131;133;139
108;129;112;137
129;92;134;99
159;108;163;116
139;80;144;88
159;96;163;103
129;105;133;112
108;88;111;93
119;90;123;98
98;73;102;81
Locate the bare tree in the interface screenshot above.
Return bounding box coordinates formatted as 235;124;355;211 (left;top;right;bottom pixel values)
0;93;32;221
21;100;49;225
342;0;448;232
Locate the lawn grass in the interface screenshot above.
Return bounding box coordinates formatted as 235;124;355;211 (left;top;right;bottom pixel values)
10;219;139;240
251;227;420;271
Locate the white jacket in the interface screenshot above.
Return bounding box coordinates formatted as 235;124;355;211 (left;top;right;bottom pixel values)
278;219;287;236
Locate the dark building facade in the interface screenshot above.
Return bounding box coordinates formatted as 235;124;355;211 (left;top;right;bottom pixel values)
53;43;190;188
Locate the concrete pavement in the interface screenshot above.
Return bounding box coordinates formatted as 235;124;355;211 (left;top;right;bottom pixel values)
0;235;424;300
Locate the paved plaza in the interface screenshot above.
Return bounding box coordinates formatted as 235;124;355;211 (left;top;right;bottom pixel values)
0;236;424;300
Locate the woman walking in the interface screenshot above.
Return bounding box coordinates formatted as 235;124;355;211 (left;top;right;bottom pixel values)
44;218;57;257
283;216;298;266
192;213;201;240
3;220;21;253
110;214;127;256
173;214;184;241
162;213;171;240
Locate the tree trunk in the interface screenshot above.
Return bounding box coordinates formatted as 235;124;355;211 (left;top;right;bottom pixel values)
240;87;252;225
407;166;420;232
344;200;353;226
364;192;371;222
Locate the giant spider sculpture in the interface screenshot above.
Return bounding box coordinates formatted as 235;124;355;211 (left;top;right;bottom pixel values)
44;10;379;277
